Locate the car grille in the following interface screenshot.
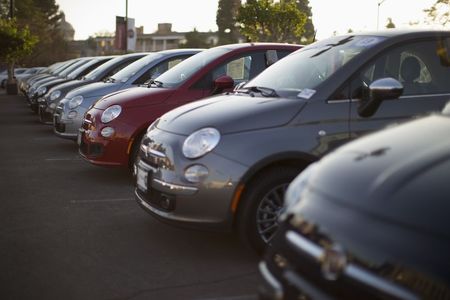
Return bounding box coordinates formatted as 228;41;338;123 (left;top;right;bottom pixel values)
136;186;175;212
54;116;65;133
79;139;103;157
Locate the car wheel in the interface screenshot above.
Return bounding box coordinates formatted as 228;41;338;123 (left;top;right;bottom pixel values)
236;166;301;254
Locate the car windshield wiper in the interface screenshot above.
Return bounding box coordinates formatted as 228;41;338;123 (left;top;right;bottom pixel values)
245;86;279;97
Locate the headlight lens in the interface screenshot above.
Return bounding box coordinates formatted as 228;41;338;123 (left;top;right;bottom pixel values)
49;90;61;101
281;162;319;218
182;127;220;159
101;105;122;123
68;95;83;109
37;86;47;96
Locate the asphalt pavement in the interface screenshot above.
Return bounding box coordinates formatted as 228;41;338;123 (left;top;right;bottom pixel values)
0;90;260;300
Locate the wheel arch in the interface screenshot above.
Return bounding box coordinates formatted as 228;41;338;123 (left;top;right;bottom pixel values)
231;151;318;228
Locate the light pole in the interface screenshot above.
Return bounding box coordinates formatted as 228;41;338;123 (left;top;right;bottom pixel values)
377;0;387;30
125;0;128;53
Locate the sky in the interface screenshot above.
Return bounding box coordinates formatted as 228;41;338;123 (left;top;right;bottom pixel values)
56;0;444;41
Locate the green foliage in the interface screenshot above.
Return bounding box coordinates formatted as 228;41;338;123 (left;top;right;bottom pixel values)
291;0;315;43
0;0;70;66
0;18;38;64
216;0;241;45
180;28;210;48
237;0;306;43
424;0;450;26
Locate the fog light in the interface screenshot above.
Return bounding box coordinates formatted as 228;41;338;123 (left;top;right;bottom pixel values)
184;164;209;183
49;103;57;109
37;97;45;103
67;110;77;119
101;126;115;138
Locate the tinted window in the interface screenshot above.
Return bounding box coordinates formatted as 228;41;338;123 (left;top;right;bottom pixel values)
348;38;450;99
133;56;190;85
155;48;228;88
110;53;160;83
193;51;267;89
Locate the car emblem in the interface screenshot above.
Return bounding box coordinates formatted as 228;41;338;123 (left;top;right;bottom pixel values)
320;244;347;281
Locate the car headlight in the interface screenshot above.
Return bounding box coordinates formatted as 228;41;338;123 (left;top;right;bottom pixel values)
68;95;83;109
182;127;220;159
101;105;122;123
37;86;47;96
49;90;61;101
281;162;319;219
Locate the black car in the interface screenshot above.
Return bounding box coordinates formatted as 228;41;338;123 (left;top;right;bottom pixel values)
259;103;450;300
136;30;450;253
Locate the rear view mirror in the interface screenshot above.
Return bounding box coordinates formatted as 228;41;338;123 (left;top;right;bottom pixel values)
212;75;234;95
358;77;403;118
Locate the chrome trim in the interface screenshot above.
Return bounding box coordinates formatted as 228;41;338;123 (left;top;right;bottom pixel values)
148;148;166;158
286;231;324;260
83;119;92;124
345;265;419;300
399;93;450;99
153;178;198;194
259;262;284;300
328;93;450;104
286;230;419;300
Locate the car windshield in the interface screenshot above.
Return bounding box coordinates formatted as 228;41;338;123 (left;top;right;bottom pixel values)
110;53;160;83
154;48;228;88
246;35;386;97
83;55;138;81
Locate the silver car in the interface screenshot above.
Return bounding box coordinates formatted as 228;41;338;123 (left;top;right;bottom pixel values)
53;49;202;140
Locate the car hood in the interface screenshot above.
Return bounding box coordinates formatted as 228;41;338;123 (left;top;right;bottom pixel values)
301;114;450;238
93;86;175;110
157;94;307;135
65;81;123;100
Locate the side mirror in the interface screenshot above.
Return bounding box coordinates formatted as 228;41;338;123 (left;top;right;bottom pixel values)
358;77;403;118
212;75;234;95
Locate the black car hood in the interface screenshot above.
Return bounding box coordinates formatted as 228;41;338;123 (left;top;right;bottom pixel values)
157;93;308;135
305;114;450;237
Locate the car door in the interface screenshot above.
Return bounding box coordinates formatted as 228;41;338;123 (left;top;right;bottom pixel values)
348;36;450;139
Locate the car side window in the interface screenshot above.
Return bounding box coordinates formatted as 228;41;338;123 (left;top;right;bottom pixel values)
192;52;266;90
133;56;188;85
332;38;450;101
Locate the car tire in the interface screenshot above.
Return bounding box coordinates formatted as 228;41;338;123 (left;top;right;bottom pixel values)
236;166;301;254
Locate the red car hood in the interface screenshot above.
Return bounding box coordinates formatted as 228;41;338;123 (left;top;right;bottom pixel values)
93;86;175;110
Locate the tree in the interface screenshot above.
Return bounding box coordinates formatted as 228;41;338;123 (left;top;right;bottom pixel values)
290;0;315;43
0;18;38;93
237;0;306;43
386;17;396;28
179;28;209;48
216;0;241;45
0;0;70;66
424;0;450;26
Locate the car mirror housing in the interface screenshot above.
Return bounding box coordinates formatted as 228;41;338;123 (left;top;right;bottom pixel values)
212;75;234;95
358;77;403;118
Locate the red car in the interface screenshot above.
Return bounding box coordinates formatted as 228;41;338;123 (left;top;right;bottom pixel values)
78;43;302;168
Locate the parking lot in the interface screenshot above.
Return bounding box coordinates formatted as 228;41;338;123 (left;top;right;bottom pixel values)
0;91;259;299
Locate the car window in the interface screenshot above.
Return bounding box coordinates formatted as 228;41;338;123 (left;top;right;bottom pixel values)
344;38;450;100
193;51;267;90
133;56;190;85
248;35;385;98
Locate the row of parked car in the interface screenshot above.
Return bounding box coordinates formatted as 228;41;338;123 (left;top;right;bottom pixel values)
20;29;450;299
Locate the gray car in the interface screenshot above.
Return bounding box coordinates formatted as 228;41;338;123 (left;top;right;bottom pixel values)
39;53;148;124
53;49;202;140
135;30;450;253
